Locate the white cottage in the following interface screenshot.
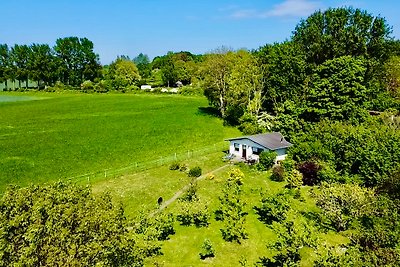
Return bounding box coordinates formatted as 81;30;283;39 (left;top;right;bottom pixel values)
227;132;292;163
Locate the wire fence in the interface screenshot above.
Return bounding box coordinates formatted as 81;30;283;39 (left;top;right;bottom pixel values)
69;142;229;184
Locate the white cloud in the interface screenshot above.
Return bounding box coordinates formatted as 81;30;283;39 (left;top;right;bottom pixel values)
229;0;322;19
266;0;321;17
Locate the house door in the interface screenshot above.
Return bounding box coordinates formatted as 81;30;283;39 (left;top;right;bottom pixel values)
242;145;247;158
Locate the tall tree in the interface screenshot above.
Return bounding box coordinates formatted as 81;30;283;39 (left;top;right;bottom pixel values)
293;7;392;65
10;44;31;88
257;42;308;113
106;58;141;90
304;56;368;121
0;44;10;89
201;48;234;118
0;182;149;266
133;53;151;79
54;37;101;86
28;44;57;88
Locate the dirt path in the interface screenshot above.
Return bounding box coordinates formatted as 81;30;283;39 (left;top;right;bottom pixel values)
149;164;231;217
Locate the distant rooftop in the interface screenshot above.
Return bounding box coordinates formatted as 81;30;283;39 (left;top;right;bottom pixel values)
227;132;292;150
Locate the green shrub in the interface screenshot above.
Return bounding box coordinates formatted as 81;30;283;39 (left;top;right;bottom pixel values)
169;161;180;170
257;150;277;171
199;239;215;260
271;165;285;182
254;190;291;224
188;166;202;178
285;169;303;188
81;80;94;91
179;163;188;172
176;201;210;227
180;179;198;202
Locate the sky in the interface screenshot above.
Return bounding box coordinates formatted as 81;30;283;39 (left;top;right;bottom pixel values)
2;0;400;64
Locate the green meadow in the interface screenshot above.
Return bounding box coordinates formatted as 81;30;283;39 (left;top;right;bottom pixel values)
0;92;239;192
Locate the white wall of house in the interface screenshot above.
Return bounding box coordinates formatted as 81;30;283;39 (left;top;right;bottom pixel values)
229;139;288;162
229;139;268;160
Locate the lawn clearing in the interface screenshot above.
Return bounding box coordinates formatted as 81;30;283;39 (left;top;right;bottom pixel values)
0;92;240;192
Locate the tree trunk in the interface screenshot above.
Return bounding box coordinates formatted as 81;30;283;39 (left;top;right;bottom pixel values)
26;79;28;89
5;80;7;90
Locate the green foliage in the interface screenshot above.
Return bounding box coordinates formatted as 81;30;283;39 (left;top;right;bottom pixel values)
202;49;263;123
80;80;94;91
270;165;284;182
0;182;148;266
285;169;303;189
216;168;248;243
293;7;392;65
105;58;141;91
257;150;277;171
169;161;180;170
135;212;175;242
290;120;400;186
304;56;369;122
254;190;291;224
181;179;198;202
176;200;210;227
199;239;215;260
188;166;202;178
257;220;318;267
54;37;101;86
314;183;375;231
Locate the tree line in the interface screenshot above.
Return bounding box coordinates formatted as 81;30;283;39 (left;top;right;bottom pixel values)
0;37;101;89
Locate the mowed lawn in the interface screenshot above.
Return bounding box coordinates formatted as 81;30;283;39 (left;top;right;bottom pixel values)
0;92;240;192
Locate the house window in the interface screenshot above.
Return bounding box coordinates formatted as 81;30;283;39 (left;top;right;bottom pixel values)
252;147;263;155
234;143;240;151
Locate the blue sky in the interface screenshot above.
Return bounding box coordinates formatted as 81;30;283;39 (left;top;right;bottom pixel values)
2;0;400;64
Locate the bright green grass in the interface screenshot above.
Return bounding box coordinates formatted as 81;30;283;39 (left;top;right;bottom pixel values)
0;92;240;192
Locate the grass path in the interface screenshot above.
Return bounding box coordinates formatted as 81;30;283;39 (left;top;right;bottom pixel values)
151;163;231;216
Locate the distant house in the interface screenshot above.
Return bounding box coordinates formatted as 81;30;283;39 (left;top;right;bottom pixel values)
226;132;292;163
140;85;152;90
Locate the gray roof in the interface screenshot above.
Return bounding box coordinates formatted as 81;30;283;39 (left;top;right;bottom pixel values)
227;132;293;150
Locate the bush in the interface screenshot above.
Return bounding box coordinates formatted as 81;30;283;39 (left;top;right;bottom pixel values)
179;163;188;172
298;161;321;186
180;179;198;202
176;201;210;227
254;190;291;224
285;169;303;188
169;161;180;170
271;165;285;182
81;80;94;91
199;239;215;260
257;150;277;171
188;166;202;178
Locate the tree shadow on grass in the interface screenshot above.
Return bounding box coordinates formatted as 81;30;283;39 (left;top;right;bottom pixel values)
197;107;220;118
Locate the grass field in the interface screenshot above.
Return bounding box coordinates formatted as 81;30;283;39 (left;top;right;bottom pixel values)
0;92;240;192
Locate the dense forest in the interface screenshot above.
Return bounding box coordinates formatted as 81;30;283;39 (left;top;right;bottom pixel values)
1;7;400;266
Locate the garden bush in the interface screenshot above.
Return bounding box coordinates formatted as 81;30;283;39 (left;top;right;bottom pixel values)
298;161;321;186
199;239;215;260
254;190;291;224
176;201;210;227
257;150;277;171
169;161;180;170
271;165;285;182
188;166;202;177
285;169;303;188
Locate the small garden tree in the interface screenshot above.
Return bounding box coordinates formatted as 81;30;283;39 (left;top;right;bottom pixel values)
257;150;277;171
216;168;248;243
0;182;151;267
